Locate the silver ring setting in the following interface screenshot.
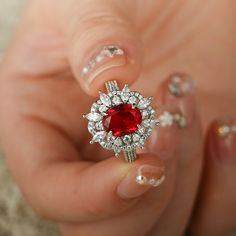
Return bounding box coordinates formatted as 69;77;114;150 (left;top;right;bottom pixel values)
83;80;159;162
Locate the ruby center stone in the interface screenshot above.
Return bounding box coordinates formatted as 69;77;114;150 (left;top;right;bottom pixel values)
102;104;142;137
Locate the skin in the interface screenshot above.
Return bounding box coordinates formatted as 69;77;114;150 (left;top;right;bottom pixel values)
0;0;235;235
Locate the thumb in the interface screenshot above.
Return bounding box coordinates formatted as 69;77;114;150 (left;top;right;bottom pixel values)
64;0;143;96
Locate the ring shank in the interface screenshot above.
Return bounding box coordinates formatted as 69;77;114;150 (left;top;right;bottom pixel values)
105;80;119;92
124;148;137;162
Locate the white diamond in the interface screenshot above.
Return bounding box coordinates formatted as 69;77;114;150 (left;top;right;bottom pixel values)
92;131;106;142
121;92;130;102
114;137;123;147
129;96;137;105
84;113;102;122
137;97;151;109
150;109;155;115
138;125;145;134
142;110;149;119
99;105;107;114
159;112;174;127
99;92;111;106
133;133;140;142
95;121;104;130
143;119;159;128
142;119;151;127
150;119;159;127
88;121;95;133
122;84;130;93
123;135;131;144
112;96;121;105
114;146;122;156
107;131;115;142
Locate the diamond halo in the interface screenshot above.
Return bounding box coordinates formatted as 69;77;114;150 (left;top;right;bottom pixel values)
83;81;159;161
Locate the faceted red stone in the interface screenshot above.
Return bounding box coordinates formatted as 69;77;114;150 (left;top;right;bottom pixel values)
102;104;142;137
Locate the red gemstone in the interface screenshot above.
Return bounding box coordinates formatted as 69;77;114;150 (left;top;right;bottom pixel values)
102;104;142;136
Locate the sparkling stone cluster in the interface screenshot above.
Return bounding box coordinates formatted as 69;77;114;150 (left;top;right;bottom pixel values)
82;45;124;75
83;84;159;156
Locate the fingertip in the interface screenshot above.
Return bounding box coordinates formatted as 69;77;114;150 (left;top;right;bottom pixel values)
66;3;143;96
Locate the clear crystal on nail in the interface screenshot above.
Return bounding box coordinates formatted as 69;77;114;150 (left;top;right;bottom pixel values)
82;67;89;74
159;112;174;127
95;54;104;63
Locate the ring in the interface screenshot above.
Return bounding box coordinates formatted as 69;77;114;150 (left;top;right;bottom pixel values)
83;80;159;162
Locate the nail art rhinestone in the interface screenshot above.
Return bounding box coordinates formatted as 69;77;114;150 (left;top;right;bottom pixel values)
159;112;174;127
217;125;236;136
168;74;195;97
136;175;146;185
82;45;125;75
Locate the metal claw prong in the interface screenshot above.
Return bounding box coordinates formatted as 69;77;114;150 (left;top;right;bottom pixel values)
115;153;119;157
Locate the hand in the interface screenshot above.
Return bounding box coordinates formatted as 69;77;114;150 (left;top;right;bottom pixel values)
0;0;210;235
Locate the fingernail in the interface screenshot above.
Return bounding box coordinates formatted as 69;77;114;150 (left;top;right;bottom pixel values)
210;120;236;163
117;164;165;199
168;73;196;97
164;73;196;127
82;45;128;87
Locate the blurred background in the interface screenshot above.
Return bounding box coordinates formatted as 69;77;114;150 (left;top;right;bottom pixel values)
0;0;59;235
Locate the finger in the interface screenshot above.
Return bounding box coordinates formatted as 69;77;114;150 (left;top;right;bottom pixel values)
64;0;143;96
0;105;167;223
150;73;203;235
191;119;236;236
